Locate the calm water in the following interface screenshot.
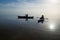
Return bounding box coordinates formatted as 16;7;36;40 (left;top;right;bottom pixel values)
0;13;60;40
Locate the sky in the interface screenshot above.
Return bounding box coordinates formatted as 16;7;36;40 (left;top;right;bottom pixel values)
0;0;43;13
0;0;60;18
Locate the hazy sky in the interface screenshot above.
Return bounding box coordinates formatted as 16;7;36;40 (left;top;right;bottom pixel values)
0;0;60;18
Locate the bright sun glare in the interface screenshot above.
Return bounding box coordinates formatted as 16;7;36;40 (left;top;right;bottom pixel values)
48;0;58;3
48;23;56;31
50;24;54;29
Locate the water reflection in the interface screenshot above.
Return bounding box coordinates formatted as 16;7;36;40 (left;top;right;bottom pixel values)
46;20;59;32
48;23;56;32
49;24;55;30
0;13;60;40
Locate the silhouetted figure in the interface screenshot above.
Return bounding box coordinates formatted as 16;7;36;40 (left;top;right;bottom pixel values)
25;14;28;21
38;15;44;23
18;14;34;21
